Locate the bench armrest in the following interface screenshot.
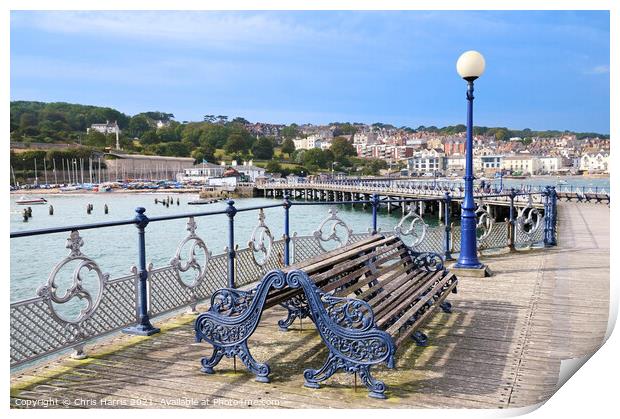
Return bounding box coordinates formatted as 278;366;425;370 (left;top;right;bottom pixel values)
195;270;287;346
286;270;396;368
209;288;255;316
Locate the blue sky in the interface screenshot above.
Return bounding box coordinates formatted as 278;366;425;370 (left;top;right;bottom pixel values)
10;10;610;133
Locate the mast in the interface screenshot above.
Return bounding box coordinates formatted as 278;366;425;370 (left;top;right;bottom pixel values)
53;159;58;184
44;158;48;186
11;165;17;187
80;158;84;184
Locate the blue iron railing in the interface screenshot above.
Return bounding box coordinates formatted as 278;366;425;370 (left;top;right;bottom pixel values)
9;188;557;368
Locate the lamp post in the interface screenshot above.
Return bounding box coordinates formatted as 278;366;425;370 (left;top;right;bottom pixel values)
453;50;489;276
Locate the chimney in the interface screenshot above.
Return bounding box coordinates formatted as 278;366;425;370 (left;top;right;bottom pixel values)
249;160;253;166
232;160;237;167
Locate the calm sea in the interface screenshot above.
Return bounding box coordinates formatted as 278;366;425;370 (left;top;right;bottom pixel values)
10;193;430;302
10;175;609;302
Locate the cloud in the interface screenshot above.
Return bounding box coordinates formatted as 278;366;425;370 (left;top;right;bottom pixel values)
10;11;367;51
586;65;609;75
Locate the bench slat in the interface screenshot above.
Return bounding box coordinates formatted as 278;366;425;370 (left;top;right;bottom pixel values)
384;272;456;335
394;279;458;347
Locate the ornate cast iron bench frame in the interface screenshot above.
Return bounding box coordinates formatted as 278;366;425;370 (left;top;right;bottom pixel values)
195;235;458;399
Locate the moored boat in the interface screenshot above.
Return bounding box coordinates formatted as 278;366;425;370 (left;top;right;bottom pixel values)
16;196;48;205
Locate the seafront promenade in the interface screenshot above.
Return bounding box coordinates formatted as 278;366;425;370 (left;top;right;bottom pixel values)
9;201;609;409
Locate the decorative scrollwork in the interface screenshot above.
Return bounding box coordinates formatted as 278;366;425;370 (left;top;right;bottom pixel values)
313;207;353;251
516;197;543;239
411;252;445;272
322;295;375;331
170;217;211;288
36;230;109;325
475;202;495;241
248;209;274;267
210;288;256;317
195;270;288;381
394;205;427;247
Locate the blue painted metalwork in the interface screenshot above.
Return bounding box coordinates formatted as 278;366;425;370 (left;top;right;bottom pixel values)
371;193;379;234
444;192;452;260
285;269;395;399
277;294;311;331
122;207;160;336
194;270;288;382
283;194;291;266
509;188;517;250
544;186;558;247
226;200;237;288
454;79;483;270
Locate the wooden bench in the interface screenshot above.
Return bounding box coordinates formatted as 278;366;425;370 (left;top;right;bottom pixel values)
195;234;458;399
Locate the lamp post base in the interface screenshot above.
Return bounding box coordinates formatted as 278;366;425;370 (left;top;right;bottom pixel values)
122;324;161;336
450;263;493;278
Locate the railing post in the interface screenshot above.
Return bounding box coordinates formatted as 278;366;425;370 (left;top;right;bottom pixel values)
509;188;516;251
546;186;558;247
371;193;379;234
123;207;160;336
552;186;558;244
226;199;237;288
283;194;291;266
444;192;452;260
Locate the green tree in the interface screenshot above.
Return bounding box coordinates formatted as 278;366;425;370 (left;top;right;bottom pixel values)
140;130;160;146
281;138;295;158
330;137;356;165
128;115;151;138
495;129;509;142
252;137;274;160
83;130;108;147
265;160;282;174
191;146;215;163
280;124;299;140
302;148;330;169
224;133;248;154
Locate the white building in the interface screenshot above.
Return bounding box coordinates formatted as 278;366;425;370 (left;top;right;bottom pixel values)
407;149;445;174
538;156;562;174
503;155;540;175
176;162;225;183
88;120;120;135
579;152;609;173
293;135;322;150
235;160;266;182
445;155;466;173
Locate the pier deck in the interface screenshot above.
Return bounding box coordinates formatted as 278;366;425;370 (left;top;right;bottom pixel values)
10;202;609;409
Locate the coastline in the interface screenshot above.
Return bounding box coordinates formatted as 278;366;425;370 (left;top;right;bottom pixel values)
10;188;203;195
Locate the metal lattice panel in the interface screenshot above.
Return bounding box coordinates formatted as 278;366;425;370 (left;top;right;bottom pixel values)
148;266;194;317
451;224;462;253
292;235;324;264
193;252;229;299
479;222;510;251
515;218;545;249
412;225;445;254
10;274;137;367
235;240;286;287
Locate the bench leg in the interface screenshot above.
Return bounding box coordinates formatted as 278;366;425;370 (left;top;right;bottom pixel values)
412;331;428;347
440;302;452;313
303;352;340;389
200;342;270;383
200;347;224;374
236;341;271;383
304;352;388;399
278;296;311;331
359;365;387;399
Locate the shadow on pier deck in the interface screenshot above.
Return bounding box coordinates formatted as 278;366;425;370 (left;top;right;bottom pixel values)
10;202;609;409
